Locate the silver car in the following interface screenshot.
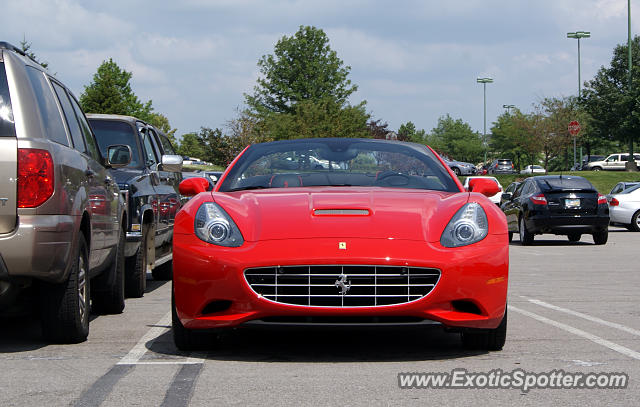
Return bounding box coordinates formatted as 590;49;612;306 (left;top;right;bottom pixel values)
608;183;640;231
0;42;130;343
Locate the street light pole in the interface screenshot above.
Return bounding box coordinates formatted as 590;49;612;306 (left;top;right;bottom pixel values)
477;77;493;165
502;104;515;114
567;31;590;169
567;31;590;97
627;0;637;171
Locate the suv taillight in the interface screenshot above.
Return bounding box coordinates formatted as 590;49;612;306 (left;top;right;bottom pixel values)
530;193;547;205
18;148;54;208
597;194;608;205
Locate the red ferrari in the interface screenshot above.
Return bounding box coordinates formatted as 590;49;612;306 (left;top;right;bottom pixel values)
172;138;508;351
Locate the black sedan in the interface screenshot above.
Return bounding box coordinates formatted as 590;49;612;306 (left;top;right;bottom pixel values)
501;175;609;245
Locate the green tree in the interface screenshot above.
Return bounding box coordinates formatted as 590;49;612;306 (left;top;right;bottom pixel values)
246;25;358;114
19;38;48;69
176;132;205;159
490;109;536;170
196;127;246;166
397;121;426;143
80;59;153;120
147;112;178;146
244;26;367;139
581;35;640;170
428;115;483;163
367;119;390;139
540;97;583;171
256;97;368;140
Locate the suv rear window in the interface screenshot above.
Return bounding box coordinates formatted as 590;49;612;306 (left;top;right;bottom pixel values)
25;67;68;146
497;160;512;165
0;63;16;138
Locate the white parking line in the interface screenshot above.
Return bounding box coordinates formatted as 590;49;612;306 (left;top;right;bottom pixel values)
524;297;640;337
508;305;640;361
118;312;172;365
117;312;205;365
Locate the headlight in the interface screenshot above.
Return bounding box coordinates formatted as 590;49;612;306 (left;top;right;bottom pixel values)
440;203;488;247
194;202;244;247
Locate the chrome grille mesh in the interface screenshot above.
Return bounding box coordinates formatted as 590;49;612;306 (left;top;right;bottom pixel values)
244;265;440;307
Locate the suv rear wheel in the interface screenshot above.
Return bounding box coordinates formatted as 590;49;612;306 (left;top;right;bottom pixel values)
40;234;90;343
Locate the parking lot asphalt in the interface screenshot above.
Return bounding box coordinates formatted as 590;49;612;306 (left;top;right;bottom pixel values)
1;227;638;406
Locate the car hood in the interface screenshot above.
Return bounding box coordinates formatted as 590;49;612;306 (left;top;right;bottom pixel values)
210;187;471;243
110;167;145;186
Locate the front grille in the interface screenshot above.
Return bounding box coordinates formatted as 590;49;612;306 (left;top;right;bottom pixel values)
244;265;441;307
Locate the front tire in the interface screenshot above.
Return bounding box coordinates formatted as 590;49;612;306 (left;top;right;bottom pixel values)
462;308;507;351
508;231;513;242
172;286;218;351
125;229;148;298
519;217;534;246
40;234;90;343
593;228;608;245
452;167;461;176
592;166;602;171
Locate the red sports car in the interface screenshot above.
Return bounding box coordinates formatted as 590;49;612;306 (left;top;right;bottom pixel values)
172;138;508;351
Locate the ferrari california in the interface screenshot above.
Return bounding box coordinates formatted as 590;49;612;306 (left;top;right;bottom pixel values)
172;138;509;351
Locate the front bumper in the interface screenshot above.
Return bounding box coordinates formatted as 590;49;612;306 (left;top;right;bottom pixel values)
173;234;509;331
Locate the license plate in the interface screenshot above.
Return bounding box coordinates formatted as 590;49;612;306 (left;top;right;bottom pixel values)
565;198;580;208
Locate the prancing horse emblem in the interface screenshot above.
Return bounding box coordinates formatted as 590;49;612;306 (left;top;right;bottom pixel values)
335;274;351;295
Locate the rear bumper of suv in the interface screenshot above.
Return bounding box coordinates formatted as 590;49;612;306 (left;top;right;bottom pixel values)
0;214;76;284
526;215;609;234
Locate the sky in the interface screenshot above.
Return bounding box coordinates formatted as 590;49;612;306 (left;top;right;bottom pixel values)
2;0;638;141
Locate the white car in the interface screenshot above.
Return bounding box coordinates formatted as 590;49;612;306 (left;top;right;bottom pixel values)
586;153;640;171
520;165;546;174
608;183;640;231
462;176;503;205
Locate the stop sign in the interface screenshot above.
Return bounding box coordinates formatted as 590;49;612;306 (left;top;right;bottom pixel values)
568;121;581;136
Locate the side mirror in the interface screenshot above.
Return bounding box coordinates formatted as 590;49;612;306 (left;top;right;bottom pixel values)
502;192;513;201
469;178;501;197
106;145;132;168
159;154;183;172
179;177;210;196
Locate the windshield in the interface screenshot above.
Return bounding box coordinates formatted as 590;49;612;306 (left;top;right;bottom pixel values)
218;138;459;192
88;119;142;168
